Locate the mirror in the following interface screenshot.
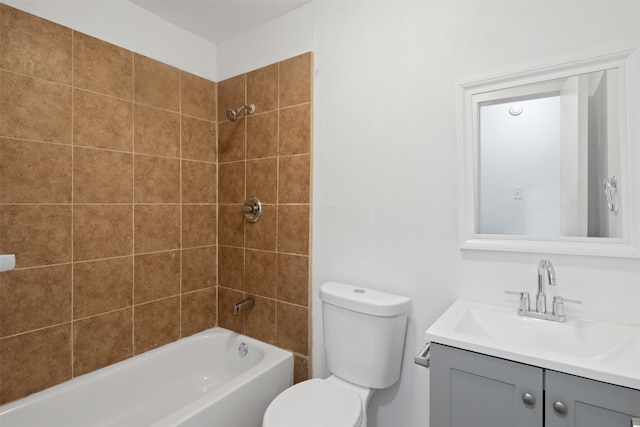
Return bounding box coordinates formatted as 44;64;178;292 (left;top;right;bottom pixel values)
459;50;640;257
477;69;620;238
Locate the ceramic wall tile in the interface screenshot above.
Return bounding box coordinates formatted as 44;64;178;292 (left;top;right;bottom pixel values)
182;246;216;292
0;138;72;204
0;325;71;404
278;155;310;203
134;155;180;203
182;161;216;204
181;71;216;121
0;5;219;403
0;71;72;144
133;54;180;111
134;104;180;158
246;111;278;159
134;251;180;304
279;103;311;155
247;63;278;113
0;264;72;336
182;116;216;162
279;53;312;107
133;297;180;354
73;257;133;318
181;288;216;337
72;309;133;376
0;205;71;267
244;295;276;344
134;205;180;253
277;302;309;355
245;250;277;298
0;4;72;84
73;89;133;151
74;205;132;261
73;147;133;204
246;158;277;204
73;32;132;99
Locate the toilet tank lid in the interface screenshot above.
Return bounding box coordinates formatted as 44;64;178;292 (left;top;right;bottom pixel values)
320;282;411;317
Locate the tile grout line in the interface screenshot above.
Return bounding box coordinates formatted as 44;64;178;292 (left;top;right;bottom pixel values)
178;70;183;339
242;72;248;335
215;81;220;329
275;61;281;347
70;29;75;379
131;50;136;357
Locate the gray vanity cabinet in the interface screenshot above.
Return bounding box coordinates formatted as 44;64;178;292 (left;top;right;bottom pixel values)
545;371;640;427
430;343;543;427
430;343;640;427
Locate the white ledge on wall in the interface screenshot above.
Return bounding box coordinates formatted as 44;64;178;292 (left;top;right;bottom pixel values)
461;235;640;259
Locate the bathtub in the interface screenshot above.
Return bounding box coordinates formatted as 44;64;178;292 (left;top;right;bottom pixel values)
0;327;293;426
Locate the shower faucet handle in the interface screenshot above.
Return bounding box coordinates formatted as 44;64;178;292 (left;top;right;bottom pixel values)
242;197;262;223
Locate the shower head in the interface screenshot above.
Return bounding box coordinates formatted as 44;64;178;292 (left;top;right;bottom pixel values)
225;104;256;121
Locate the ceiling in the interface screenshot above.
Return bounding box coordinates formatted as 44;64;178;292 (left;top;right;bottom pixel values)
130;0;311;45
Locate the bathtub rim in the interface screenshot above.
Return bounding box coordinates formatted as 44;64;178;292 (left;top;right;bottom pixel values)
0;327;294;424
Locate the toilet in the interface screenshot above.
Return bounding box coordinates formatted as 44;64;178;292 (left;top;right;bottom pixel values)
263;281;411;427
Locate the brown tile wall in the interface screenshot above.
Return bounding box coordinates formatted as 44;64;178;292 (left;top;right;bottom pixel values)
217;53;313;383
0;5;217;404
0;5;312;405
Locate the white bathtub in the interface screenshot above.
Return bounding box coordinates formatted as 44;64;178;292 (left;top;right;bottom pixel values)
0;327;293;426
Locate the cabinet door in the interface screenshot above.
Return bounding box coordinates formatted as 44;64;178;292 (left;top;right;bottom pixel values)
430;343;543;427
546;370;640;427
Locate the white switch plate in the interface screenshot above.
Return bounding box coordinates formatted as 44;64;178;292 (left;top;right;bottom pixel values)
513;187;524;199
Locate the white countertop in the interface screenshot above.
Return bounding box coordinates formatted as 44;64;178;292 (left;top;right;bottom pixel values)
425;299;640;390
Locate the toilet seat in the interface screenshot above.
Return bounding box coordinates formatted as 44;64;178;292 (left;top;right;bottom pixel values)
262;379;363;427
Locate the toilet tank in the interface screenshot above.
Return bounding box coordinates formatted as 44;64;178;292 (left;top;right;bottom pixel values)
320;282;411;389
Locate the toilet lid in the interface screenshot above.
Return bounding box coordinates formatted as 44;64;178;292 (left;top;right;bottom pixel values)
263;379;363;427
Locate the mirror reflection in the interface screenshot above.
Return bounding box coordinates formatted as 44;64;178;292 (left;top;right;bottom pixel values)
475;69;622;238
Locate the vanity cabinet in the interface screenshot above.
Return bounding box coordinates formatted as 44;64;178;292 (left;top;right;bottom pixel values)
430;342;543;427
545;371;640;427
430;343;640;427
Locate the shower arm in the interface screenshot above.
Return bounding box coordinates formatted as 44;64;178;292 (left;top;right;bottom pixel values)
235;104;255;115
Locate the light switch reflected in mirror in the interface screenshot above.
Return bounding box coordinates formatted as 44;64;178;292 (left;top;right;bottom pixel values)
459;49;640;257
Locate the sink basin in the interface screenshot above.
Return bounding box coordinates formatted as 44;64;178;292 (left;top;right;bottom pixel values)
425;299;640;389
455;307;631;360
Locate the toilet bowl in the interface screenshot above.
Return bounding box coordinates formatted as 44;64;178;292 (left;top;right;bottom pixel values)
262;282;411;427
262;376;371;427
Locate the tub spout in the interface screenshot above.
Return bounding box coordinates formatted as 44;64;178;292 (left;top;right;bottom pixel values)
233;298;254;315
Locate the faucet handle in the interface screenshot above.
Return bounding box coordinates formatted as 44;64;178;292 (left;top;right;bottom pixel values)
505;291;531;311
505;290;523;296
552;296;582;316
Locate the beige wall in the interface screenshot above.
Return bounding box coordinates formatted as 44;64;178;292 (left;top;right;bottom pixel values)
0;4;217;404
216;52;313;384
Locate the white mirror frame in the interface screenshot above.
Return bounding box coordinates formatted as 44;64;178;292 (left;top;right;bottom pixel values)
459;49;640;258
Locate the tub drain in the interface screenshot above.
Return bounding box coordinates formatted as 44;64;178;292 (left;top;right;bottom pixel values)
238;342;248;357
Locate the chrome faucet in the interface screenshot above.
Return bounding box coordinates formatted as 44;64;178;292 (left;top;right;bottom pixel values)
506;259;580;322
536;259;556;314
